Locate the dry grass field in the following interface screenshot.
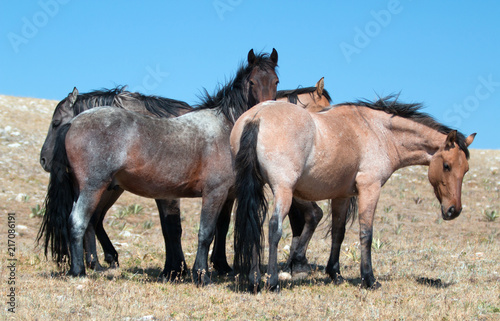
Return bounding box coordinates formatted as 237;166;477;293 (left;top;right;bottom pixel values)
0;95;498;320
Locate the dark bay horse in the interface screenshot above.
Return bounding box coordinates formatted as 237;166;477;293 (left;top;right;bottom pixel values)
39;86;196;276
231;97;475;291
38;49;279;284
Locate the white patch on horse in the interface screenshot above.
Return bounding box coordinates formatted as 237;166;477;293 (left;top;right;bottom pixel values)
261;101;280;107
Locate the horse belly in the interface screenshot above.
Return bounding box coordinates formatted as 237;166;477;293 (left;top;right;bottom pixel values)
114;169;202;199
293;165;357;201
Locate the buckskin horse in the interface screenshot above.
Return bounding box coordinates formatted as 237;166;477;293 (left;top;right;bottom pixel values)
38;49;279;284
231;97;475;291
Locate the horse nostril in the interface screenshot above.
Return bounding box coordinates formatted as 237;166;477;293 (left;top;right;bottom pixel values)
447;206;456;217
40;158;46;167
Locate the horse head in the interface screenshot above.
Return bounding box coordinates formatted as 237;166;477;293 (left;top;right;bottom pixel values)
40;87;79;171
428;130;476;220
246;48;279;107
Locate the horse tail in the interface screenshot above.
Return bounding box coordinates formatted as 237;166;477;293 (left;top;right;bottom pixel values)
36;123;76;265
233;120;268;281
346;196;358;226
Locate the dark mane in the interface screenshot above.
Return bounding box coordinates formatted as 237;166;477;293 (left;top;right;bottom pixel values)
196;52;277;124
127;92;192;117
337;95;470;158
73;86;127;115
276;86;332;104
71;86;191;117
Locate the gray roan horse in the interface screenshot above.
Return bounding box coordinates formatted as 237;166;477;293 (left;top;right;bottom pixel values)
37;49;279;284
38;86;197;278
231;97;475;292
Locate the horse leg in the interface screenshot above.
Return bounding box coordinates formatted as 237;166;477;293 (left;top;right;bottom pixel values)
210;199;233;275
68;188;106;277
156;199;186;281
283;198;306;272
95;188;123;267
356;182;381;289
83;189;123;270
288;200;323;278
84;222;102;271
192;190;227;285
267;187;293;291
325;198;351;285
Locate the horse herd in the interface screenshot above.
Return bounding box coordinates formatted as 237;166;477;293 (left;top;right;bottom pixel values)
36;49;475;292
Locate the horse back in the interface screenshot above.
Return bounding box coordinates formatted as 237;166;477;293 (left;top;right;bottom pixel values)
66;107;231;198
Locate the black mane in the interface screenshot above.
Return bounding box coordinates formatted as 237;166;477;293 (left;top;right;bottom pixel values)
71;86;191;117
338;95;470;158
127;92;191;117
73;86;127;115
196;52;277;124
276;86;332;105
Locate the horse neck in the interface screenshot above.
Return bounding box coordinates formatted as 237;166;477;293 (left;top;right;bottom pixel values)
384;116;446;169
73;94;119;116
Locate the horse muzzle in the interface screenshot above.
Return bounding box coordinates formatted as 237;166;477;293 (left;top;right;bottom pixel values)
40;157;51;172
441;205;461;220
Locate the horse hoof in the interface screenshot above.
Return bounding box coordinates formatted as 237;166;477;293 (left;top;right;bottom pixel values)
105;254;119;267
212;262;233;276
68;269;86;277
368;281;382;290
333;275;345;285
291;260;311;278
362;280;381;290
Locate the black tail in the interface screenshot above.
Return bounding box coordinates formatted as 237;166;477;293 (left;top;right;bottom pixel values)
233;120;268;281
346;196;358;226
36;123;76;265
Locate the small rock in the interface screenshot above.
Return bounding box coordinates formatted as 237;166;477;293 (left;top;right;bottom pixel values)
278;271;292;281
15;193;26;202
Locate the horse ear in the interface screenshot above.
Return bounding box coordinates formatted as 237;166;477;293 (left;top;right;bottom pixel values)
444;130;457;149
271;48;278;65
315;77;324;96
68;87;79;106
465;133;476;147
248;49;256;65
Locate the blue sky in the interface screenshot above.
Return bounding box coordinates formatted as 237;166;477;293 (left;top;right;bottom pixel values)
1;1;499;149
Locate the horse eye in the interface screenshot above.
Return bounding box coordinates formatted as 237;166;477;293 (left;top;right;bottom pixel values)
443;162;451;171
275;80;279;86
52;119;61;128
249;80;255;86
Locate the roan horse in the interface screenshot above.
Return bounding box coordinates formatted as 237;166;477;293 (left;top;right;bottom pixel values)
231;97;475;291
38;49;279;284
39;76;331;279
38;86;199;277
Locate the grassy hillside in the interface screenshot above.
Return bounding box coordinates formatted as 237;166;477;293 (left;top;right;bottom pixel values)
0;95;498;320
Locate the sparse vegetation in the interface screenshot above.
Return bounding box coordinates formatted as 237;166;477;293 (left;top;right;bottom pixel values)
30;204;45;218
483;209;498;222
116;204;144;218
1;95;499;320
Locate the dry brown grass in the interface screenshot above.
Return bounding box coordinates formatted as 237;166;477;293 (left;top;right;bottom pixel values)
0;95;498;320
